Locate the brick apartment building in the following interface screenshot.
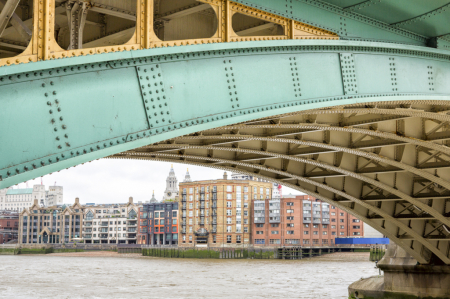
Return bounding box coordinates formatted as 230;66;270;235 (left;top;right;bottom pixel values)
179;173;273;247
137;196;179;246
252;195;364;246
0;211;19;244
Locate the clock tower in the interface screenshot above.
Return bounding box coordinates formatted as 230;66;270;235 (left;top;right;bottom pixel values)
163;165;179;201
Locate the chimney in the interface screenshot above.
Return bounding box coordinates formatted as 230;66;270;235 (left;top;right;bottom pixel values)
129;197;133;204
223;172;228;180
75;197;79;204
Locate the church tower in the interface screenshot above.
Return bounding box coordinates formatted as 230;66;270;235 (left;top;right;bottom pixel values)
163;165;179;201
183;168;192;182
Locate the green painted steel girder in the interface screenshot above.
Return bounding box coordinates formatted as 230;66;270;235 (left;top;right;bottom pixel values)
1;39;450;190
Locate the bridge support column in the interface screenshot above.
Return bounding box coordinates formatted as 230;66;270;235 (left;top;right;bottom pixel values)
349;244;450;299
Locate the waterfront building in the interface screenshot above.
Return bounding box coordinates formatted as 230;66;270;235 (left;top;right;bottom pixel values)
137;195;179;246
162;165;179;201
0;184;63;211
0;210;19;244
231;173;281;199
252;195;364;246
179;173;273;247
19;197;140;244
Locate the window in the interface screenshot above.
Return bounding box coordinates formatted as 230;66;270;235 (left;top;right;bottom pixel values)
323;231;327;235
287;223;294;227
189;227;193;233
189;203;193;209
256;224;264;227
331;225;336;229
189;211;193;217
244;211;248;216
227;235;232;243
270;224;279;228
313;224;319;228
287;216;294;220
313;231;318;235
189;219;193;225
304;224;309;228
340;213;344;216
332;219;336;222
227;210;232;216
340;219;344;223
303;239;310;244
353;232;361;236
256;231;264;235
340;225;344;229
340;232;345;236
189;188;194;194
189;235;193;241
227;202;232;208
227;218;232;224
213;235;216;243
323;225;328;229
286;202;294;206
269;239;281;244
244;227;248;233
271;231;279;234
352;219;361;223
353;226;360;229
286;209;294;213
244;187;248;192
227;186;232;192
332;232;336;235
331;212;336;216
244;219;248;224
155;212;159;218
287;231;294;235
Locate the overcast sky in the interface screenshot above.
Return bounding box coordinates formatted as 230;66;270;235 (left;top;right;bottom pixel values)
12;160;302;205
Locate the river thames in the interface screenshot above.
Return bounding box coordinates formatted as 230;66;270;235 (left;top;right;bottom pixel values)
0;252;378;298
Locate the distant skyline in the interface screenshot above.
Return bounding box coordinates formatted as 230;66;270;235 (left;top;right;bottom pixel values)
10;160;302;205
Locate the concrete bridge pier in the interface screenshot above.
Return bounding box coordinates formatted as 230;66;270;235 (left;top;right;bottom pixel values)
349;244;450;298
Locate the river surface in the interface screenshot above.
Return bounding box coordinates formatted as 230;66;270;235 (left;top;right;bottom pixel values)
0;252;378;299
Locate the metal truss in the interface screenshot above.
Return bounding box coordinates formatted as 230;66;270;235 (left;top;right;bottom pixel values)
111;101;450;264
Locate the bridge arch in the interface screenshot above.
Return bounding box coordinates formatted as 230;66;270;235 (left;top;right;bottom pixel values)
2;38;450;264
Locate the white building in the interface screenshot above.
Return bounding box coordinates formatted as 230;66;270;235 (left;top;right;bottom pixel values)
230;173;281;199
0;184;63;211
162;165;179;201
83;197;141;244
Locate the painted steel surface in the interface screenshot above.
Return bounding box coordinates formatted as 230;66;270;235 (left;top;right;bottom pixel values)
1;39;449;189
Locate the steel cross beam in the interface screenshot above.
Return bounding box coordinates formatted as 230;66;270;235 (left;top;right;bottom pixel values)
0;0;20;37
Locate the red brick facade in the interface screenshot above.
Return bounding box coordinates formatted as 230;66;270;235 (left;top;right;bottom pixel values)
0;214;19;244
252;195;363;246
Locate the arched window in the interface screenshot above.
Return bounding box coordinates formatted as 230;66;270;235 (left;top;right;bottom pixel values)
86;211;94;221
128;209;137;219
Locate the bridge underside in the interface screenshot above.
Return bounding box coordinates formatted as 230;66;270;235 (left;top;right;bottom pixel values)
2;0;450;266
110;100;450;265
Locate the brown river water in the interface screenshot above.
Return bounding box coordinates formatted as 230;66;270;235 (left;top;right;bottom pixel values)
0;252;378;299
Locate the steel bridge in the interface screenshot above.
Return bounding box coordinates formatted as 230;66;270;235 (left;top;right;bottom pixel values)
2;0;450;267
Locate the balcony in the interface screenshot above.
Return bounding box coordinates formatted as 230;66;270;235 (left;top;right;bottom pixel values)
254;217;265;224
181;229;186;234
313;218;321;224
182;205;186;210
99;222;109;227
127;222;137;227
